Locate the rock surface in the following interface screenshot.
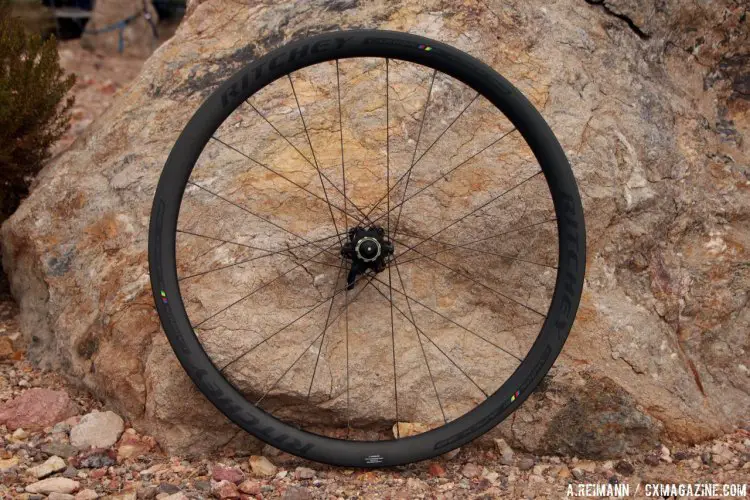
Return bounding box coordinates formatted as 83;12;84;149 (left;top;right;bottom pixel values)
0;388;78;430
2;0;749;457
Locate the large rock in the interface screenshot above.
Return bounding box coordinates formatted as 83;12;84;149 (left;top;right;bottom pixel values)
0;388;78;431
2;0;748;457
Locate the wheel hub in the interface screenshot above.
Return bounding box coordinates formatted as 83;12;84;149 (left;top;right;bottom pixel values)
341;226;394;288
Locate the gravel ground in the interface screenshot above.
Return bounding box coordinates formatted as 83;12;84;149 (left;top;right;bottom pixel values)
1;298;748;499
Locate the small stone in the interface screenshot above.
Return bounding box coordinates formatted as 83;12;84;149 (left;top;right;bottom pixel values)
162;494;189;500
25;477;80;495
158;483;180;494
442;448;461;460
0;456;19;471
428;462;446;477
28;455;67;478
11;428;28;441
392;422;430;438
41;442;79;458
281;486;312;500
461;462;481;478
136;486;158;499
116;428;155;462
0;336;13;358
673;450;691;461
571;468;585;480
494;438;514;465
659;445;672;463
614;460;635;476
701;451;712;465
74;489;99;500
48;493;75;500
248;455;277;477
212;465;245;484
518;457;535;471
294;466;315;480
644;454;660;466
70;411;124;449
211;479;239;499
238;480;261;495
63;466;78;478
557;465;571;479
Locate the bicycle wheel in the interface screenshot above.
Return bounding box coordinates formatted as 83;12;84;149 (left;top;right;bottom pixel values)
149;30;585;467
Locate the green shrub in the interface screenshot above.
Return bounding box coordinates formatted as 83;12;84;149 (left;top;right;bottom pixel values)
0;0;75;222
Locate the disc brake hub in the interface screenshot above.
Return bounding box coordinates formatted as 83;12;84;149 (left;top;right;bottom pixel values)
340;226;394;288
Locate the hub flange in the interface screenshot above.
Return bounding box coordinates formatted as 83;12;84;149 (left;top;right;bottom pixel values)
340;226;394;289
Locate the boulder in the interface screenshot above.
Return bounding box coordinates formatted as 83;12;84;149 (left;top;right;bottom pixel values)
2;0;748;457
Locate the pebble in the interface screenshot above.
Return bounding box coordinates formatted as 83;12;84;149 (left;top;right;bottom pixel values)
212;464;245;484
0;388;78;431
494;438;514;465
238;479;261;495
70;411;124;449
0;456;19;471
571;467;585;480
461;462;481;478
48;493;75;500
11;428;28;441
614;459;635;476
28;455;67;478
294;466;316;480
41;442;79;458
25;477;80;495
428;462;446;477
249;455;277;477
158;482;180;494
282;486;312;500
659;444;672;463
211;479;239;499
518;457;535;471
74;490;99;500
644;454;660;466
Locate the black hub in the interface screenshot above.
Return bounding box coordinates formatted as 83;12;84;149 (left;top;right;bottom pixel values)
340;226;394;289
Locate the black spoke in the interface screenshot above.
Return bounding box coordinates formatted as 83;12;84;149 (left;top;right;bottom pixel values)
392;238;546;318
219;271;367;373
255;276;374;406
193;239;341;328
391;68;436;239
186;180;340;259
361;92;480;224
307;265;345;399
393;261;447;423
369;127;518;229
245;101;372;226
369;279;488;398
392;170;542;262
209;136;363;228
392;234;557;270
396;218;557;266
370;273;528;362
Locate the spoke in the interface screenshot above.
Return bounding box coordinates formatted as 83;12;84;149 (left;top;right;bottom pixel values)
386;58;390;236
391;68;436;239
307;265;345;399
369;279;488;397
192;239;340;328
335;59;352;236
219;271;367;372
392;238;546;318
361;92;480;224
186;180;340;259
385;58;400;437
392;169;542;262
396;218;557;266
245;101;371;226
255;276;374;406
392;234;557;270
209;136;363;227
369;127;518;229
370;273;527;362
393;261;447;424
